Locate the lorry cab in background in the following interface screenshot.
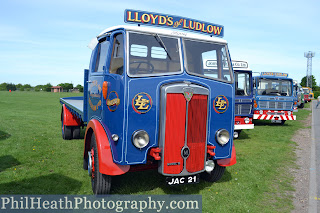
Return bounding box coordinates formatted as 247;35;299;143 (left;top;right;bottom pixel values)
60;10;237;194
232;61;254;138
293;80;304;110
302;86;313;102
253;72;296;125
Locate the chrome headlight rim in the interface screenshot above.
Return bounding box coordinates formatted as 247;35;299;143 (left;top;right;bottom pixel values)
205;160;215;173
216;129;230;146
132;130;150;149
244;117;250;124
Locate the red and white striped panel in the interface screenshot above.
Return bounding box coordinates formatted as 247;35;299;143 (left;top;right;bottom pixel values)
253;110;296;121
234;116;254;130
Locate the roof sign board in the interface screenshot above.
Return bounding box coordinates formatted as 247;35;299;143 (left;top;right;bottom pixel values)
203;60;228;69
261;72;288;77
124;9;224;37
232;61;248;69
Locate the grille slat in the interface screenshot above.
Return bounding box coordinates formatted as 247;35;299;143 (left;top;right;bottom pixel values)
235;104;252;115
258;101;292;110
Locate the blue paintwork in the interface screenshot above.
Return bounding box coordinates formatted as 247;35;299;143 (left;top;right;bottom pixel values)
234;70;253;117
253;74;295;111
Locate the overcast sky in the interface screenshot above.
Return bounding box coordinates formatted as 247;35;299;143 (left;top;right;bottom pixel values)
1;0;319;86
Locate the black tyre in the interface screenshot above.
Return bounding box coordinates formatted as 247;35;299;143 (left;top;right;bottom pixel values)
280;120;286;125
200;160;225;182
72;127;80;139
300;103;304;108
62;116;72;140
61;107;72;140
62;125;72;140
90;134;111;194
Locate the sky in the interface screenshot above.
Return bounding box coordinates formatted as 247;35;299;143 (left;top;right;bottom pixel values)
1;0;319;87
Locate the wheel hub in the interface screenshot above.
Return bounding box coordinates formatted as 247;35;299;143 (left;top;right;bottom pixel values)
88;148;95;178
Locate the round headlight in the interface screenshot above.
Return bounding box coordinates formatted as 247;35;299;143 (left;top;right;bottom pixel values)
205;160;215;173
244;117;250;124
216;129;230;146
288;111;291;116
132;130;149;149
259;110;263;115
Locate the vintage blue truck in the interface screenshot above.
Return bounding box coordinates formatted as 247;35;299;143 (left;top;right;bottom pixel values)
232;61;254;138
253;72;296;124
60;10;236;194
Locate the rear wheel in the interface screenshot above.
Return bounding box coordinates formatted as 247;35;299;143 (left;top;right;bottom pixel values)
61;111;72;140
201;160;225;182
89;134;111;194
72;127;80;139
62;125;72;140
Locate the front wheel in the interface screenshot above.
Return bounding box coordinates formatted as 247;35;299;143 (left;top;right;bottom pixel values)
200;160;225;182
89;134;112;194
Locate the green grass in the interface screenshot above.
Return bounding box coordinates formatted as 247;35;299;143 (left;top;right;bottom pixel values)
0;91;311;212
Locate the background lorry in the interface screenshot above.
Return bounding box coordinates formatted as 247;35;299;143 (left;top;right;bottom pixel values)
302;86;314;102
253;72;296;125
293;80;304;110
232;61;254;138
60;10;236;194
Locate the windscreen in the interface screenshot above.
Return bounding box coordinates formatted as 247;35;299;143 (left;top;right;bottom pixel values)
257;79;292;96
235;72;251;96
183;39;233;83
128;32;182;76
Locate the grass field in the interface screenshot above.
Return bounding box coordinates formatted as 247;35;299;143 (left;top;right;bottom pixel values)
0;91;311;212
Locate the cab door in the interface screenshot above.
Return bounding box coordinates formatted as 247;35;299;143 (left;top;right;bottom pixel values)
103;32;126;164
87;37;110;120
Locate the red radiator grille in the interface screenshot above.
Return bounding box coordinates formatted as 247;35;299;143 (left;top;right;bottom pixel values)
186;94;207;173
163;93;186;174
163;93;208;175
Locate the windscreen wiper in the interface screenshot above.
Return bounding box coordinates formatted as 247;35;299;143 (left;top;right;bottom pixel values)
154;34;172;60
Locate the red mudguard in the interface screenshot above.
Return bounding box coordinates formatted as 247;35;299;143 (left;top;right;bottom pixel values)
84;119;130;176
62;104;81;126
217;143;236;167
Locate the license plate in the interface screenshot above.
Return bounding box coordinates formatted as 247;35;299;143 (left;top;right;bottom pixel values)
166;174;200;185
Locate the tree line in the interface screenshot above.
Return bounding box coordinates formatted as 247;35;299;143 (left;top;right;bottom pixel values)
0;83;84;92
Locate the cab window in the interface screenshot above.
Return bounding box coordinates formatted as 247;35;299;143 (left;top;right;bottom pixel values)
94;38;109;72
128;32;182;77
184;39;233;83
109;33;124;75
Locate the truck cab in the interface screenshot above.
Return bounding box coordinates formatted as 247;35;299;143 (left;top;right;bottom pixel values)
293;80;304;110
253;72;296;124
233;61;254;138
60;10;236;194
302;86;313;102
